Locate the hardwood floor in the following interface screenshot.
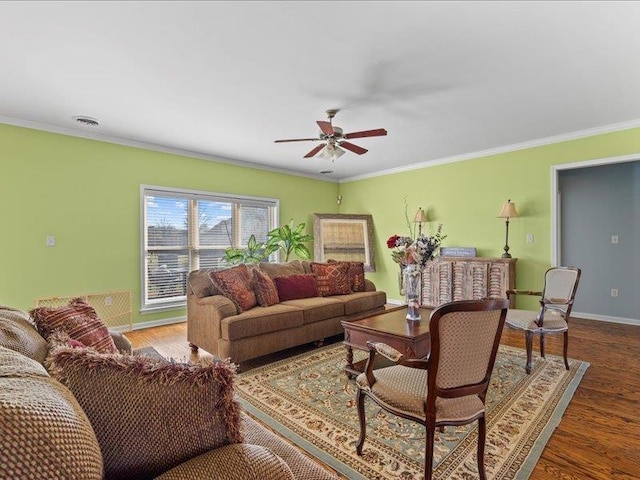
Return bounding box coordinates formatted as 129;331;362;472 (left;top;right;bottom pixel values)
125;316;640;479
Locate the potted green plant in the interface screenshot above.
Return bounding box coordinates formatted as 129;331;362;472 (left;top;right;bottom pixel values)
266;219;313;262
223;234;277;265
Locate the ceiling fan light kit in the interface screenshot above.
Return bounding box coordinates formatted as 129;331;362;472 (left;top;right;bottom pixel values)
274;109;387;160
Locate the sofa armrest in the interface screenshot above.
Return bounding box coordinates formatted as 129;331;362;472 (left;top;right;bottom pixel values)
364;279;377;292
155;443;295;480
109;329;132;354
187;293;238;357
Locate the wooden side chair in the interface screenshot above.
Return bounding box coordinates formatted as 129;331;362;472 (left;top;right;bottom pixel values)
354;298;508;480
506;266;581;374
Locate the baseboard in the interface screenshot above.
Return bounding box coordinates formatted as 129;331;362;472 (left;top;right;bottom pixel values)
111;315;186;332
387;298;404;305
571;311;640;326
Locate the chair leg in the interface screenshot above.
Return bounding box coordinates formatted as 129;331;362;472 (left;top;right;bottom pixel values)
525;331;533;374
477;416;487;480
355;388;366;455
563;331;570;370
424;423;435;480
539;332;546;358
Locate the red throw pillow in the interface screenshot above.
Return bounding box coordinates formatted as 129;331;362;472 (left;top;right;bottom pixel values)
209;265;257;313
30;298;118;354
328;260;366;292
311;262;352;296
273;274;318;301
253;268;280;307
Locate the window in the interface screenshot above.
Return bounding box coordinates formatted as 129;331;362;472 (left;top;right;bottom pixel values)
141;185;278;311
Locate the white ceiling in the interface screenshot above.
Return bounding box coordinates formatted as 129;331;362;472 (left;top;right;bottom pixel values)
2;1;640;182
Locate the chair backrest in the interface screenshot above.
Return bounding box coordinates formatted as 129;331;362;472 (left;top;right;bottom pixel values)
427;299;508;404
542;267;581;316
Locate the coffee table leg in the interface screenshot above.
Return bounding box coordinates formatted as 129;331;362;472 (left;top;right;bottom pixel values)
345;344;355;378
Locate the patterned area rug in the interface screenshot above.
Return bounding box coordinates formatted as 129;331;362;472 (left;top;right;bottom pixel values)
236;343;588;480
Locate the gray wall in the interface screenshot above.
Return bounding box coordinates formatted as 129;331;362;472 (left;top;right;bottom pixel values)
559;161;639;320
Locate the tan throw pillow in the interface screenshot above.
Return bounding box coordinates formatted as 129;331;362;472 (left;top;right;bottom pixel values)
30;298;118;354
253;268;280;307
46;346;243;480
328;260;366;292
208;265;257;313
0;306;49;363
311;262;352;296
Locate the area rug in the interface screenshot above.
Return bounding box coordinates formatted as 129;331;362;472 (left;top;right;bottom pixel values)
236;343;588;480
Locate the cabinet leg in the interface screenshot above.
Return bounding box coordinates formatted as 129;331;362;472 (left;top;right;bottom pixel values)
189;342;199;353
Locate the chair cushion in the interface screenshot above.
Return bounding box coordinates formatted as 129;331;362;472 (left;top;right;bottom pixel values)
0;306;49;363
209;265;257;313
222;304;304;340
30;299;118;354
311;262;351;296
329;291;387;315
273;274;318;301
506;309;568;331
280;297;344;324
356;365;484;423
0;346;103;480
253;268;280;307
46;345;242;480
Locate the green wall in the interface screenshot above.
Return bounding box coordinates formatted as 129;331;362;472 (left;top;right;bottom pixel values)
0;123;339;322
339;127;640;309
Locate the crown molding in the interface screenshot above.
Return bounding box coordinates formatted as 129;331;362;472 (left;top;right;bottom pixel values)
340;118;640;183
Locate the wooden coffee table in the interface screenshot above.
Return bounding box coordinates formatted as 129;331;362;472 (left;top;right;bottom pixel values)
341;306;433;377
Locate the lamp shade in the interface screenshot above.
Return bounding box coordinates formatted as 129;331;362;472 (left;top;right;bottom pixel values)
320;144;345;161
498;199;518;219
413;207;428;223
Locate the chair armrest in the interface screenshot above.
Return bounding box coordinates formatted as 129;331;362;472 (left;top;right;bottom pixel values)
362;341;429;387
155;443;295;480
109;329;132;354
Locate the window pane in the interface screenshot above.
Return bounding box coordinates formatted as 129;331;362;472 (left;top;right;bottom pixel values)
239;205;270;244
146;249;189;301
146;196;188;247
197;200;233;247
198;249;228;269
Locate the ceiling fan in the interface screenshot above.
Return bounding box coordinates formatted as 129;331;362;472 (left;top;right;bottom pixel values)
274;109;387;160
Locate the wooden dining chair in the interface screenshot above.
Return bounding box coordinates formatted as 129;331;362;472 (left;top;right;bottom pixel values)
354;298;508;480
505;266;581;374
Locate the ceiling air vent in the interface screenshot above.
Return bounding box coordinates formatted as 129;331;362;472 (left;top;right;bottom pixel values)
72;116;99;127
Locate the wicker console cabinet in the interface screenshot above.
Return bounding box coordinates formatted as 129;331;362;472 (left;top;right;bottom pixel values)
421;257;517;308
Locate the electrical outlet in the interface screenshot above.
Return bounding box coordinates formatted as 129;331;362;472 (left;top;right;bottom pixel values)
611;289;619;298
611;235;619;244
526;234;534;243
104;296;113;306
46;236;56;247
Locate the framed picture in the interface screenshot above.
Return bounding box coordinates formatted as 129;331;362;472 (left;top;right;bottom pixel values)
313;213;376;272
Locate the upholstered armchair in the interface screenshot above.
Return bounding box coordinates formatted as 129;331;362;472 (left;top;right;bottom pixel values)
506;266;581;374
354;299;508;480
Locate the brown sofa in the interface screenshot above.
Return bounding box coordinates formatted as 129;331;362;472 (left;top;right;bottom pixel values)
0;305;339;480
187;260;387;365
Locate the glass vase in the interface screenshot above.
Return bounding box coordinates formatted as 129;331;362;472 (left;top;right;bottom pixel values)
403;264;422;321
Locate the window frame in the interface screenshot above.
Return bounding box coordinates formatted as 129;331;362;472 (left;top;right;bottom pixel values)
140;184;279;313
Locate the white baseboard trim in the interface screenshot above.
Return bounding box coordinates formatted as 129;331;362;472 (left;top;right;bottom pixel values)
111;315;186;333
387;298;404;305
571;311;640;326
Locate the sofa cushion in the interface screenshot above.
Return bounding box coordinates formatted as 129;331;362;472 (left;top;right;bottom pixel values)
188;268;222;298
209;264;257;313
329;260;366;292
46;346;242;480
222;304;304;341
253;268;280;307
329;290;387;316
274;274;319;301
0;346;103;480
0;306;49;363
259;260;306;279
311;262;351;296
30;299;118;354
280;297;345;325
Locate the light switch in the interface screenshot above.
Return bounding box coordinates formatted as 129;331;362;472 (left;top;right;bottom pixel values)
46;236;56;247
611;235;619;244
526;234;534;243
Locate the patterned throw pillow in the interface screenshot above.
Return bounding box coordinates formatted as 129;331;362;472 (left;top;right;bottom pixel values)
273;274;319;301
253;268;280;307
208;265;257;313
30;298;118;354
311;262;352;296
328;260;366;292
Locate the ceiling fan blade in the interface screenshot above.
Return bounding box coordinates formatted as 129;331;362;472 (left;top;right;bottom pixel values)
317;120;335;136
339;141;368;155
274;137;319;143
344;128;388;139
303;144;326;158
